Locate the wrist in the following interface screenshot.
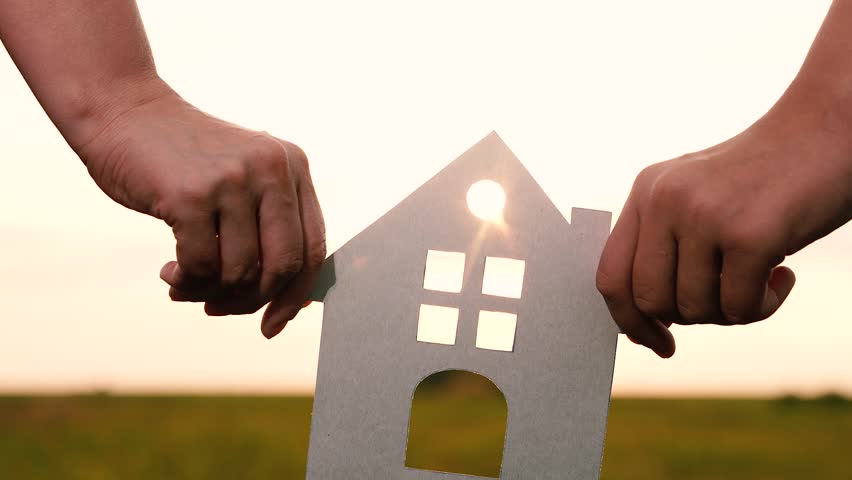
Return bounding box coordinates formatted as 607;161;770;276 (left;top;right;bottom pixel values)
55;73;176;155
749;95;852;235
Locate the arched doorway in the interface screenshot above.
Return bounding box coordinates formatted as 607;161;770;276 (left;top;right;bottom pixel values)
404;369;508;478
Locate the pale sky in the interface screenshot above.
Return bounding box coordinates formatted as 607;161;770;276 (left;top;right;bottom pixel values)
1;0;849;396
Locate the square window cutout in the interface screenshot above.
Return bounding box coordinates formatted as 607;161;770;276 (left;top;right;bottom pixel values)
416;304;459;345
475;310;517;352
423;250;466;293
481;257;525;299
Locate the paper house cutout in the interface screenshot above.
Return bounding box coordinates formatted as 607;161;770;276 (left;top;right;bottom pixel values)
306;132;620;479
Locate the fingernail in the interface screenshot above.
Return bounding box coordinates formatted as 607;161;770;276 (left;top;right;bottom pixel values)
159;263;175;281
761;288;781;317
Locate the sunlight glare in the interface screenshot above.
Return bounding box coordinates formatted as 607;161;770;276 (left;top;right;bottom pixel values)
466;180;505;222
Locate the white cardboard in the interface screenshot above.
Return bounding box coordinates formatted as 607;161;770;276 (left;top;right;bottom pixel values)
306;132;619;479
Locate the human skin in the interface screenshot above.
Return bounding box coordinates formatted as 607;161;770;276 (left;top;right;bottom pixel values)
0;1;325;338
597;0;852;358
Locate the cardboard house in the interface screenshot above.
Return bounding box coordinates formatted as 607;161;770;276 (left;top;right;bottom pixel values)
306;132;620;479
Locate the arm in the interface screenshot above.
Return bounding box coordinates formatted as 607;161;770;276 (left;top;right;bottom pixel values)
0;1;163;149
596;0;852;357
0;0;325;338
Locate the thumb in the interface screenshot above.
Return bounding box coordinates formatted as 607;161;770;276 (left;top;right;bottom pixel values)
159;261;179;285
760;266;796;318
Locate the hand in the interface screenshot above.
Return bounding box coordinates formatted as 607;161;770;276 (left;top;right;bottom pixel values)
76;84;326;338
596;115;852;358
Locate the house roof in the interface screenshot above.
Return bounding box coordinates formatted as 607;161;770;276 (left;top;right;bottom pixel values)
309;131;609;301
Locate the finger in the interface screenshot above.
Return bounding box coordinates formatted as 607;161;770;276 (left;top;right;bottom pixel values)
631;215;678;324
674;238;722;324
161;263;205;302
204;294;263;316
216;192;260;289
258;187;304;299
160;264;217;302
597;198;676;358
260;267;321;338
162;210;220;291
260;171;326;338
169;286;202;302
203;283;265;316
201;194;261;313
159;261;179;285
763;265;796;317
205;185;304;315
719;250;780;324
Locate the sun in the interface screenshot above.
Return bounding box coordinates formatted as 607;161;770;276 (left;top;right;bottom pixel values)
466;180;505;222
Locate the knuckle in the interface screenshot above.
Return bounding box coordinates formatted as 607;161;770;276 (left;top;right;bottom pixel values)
183;261;218;279
174;252;217;280
173;261;216;284
719;311;741;326
676;300;707;324
720;219;777;253
683;190;723;226
221;262;259;286
217;163;250;191
249;135;289;172
176;181;213;205
719;302;747;325
647;174;686;211
632;291;668;317
721;226;757;251
595;269;622;301
280;140;309;170
304;240;327;270
174;250;217;278
634;163;663;188
266;252;305;280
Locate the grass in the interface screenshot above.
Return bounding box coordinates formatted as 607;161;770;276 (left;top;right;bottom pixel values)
405;370;508;477
602;395;852;480
0;394;850;479
0;395;312;479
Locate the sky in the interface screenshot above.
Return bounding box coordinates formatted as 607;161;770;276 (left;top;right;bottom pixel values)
0;0;849;396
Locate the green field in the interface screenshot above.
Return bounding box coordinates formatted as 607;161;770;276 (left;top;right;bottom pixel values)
1;394;850;479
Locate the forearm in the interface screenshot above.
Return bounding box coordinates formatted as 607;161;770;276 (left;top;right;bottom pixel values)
758;0;852;216
767;1;852;138
0;0;170;151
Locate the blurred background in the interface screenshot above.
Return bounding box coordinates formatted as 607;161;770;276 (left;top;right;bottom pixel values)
1;1;849;478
